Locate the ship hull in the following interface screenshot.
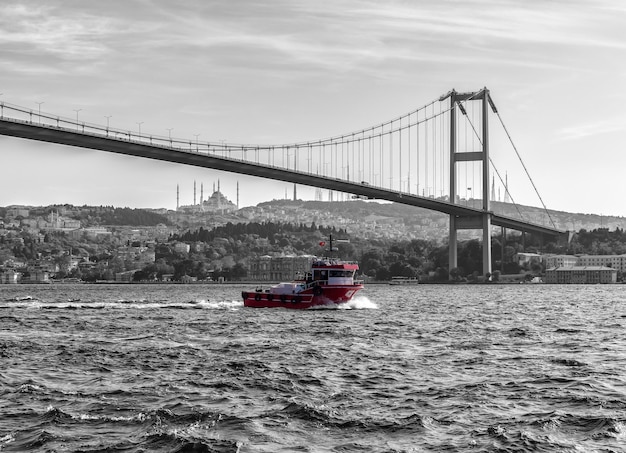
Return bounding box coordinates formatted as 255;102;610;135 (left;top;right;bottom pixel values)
242;284;363;309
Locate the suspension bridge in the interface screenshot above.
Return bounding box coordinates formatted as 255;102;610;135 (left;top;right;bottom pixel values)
0;87;566;276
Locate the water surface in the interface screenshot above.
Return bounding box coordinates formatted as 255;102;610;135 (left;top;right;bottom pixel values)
1;283;624;452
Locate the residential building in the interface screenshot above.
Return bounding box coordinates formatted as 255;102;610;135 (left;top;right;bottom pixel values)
69;227;112;239
7;207;30;218
174;243;191;254
116;246;155;267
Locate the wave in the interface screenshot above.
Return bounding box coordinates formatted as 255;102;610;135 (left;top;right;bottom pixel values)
274;401;435;434
308;295;379;310
0;299;244;310
342;296;379;310
4;295;37;302
2;404;247;453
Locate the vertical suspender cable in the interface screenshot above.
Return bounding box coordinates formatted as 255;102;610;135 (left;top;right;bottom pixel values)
399;117;402;191
408;112;411;194
389;120;393;190
422;110;430;197
417;108;420;195
432;103;437;198
492;104;557;229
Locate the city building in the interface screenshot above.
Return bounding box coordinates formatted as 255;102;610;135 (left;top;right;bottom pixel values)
177;180;238;214
174;243;191;254
22;270;50;284
248;255;315;281
577;254;626;273
115;270;137;282
543;254;579;269
512;252;542;267
544;266;617;284
6;207;30;218
116;245;156;267
0;270;20;284
69;227;112;240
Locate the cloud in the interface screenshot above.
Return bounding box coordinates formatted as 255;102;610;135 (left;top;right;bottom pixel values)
3;0;623;85
0;4;115;62
556;117;626;141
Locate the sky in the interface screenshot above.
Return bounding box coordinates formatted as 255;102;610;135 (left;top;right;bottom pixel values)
1;0;626;216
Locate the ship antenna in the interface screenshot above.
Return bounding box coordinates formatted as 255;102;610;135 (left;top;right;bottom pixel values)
329;234;333;258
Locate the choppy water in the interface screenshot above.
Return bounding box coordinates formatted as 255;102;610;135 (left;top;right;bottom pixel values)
0;283;625;452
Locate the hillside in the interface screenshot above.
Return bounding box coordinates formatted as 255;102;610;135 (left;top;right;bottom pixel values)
248;199;626;241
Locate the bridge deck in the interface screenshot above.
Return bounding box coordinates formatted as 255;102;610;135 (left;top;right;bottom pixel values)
0;117;564;238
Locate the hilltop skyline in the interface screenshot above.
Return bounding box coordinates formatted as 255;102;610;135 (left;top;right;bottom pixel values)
1;1;626;216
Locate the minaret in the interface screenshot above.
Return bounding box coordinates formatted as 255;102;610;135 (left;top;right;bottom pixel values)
504;173;510;203
293;184;297;201
194;180;197;205
201;183;204;205
491;176;496;202
176;184;179;210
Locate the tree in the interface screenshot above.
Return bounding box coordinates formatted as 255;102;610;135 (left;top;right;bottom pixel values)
230;263;248;280
375;266;391;281
449;267;465;281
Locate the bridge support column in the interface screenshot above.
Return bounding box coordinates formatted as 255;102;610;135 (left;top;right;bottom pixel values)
446;87;493;279
449;216;458;275
480;87;492;277
482;213;492;277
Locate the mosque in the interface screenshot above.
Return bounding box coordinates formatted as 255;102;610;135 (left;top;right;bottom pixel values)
176;180;238;214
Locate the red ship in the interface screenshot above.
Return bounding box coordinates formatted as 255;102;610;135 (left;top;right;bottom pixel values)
242;237;363;309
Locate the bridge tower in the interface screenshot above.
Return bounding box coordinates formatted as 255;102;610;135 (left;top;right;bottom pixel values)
447;88;492;277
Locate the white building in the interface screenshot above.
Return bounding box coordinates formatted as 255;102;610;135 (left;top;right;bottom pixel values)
0;270;20;284
248;255;315;281
512;253;542;267
545;266;617;284
543;254;579;269
174;243;191;254
577;255;626;273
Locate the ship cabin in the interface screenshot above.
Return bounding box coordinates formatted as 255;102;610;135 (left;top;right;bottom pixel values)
310;259;359;286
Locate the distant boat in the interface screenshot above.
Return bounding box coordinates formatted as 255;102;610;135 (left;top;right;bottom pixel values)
242;236;363;309
389;276;420;285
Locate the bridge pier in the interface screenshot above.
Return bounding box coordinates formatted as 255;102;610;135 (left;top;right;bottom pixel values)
447;88;492;278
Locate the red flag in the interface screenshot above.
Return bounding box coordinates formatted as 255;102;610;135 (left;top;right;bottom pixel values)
319;241;326;247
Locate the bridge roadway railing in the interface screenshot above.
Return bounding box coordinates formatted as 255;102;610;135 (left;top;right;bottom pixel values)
0;102;565;239
0;101;257;156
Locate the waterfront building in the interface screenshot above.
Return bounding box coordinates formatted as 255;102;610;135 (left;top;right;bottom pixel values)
115;270;137;282
545;266;617;284
248;255;315;281
22;270;50;284
512;252;542;267
0;270;20;284
577;254;626;272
